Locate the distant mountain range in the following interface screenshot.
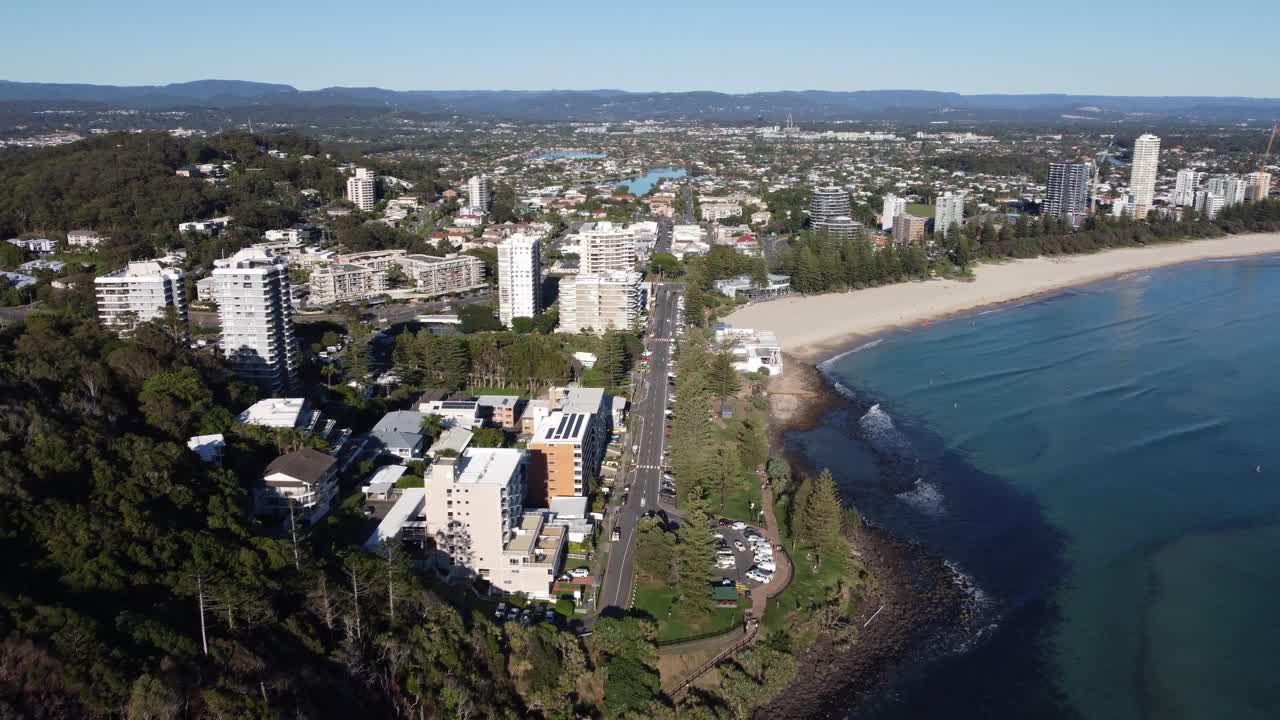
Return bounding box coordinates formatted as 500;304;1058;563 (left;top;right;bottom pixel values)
3;80;1279;123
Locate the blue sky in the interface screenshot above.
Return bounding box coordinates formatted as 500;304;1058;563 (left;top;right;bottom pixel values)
4;0;1278;97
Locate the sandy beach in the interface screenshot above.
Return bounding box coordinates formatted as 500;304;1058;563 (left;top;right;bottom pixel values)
727;232;1280;362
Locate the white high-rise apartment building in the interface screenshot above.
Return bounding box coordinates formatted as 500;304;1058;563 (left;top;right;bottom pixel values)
423;449;565;598
214;248;299;393
497;233;541;327
934;192;965;238
578;222;638;274
558;270;642;334
347;168;376;211
94;261;188;337
1129;134;1161;219
467;175;491;212
881;194;907;231
1173;169;1201;207
1207;175;1248;207
1194;190;1226;219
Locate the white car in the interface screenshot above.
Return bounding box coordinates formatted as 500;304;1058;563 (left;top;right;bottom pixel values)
716;558;737;569
745;571;770;583
569;567;590;578
731;521;748;531
733;540;746;552
755;561;777;572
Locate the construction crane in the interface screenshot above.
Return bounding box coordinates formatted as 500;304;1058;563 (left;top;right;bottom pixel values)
1252;121;1278;201
1258;121;1278;173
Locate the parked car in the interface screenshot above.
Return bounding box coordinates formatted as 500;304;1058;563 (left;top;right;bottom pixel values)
612;526;621;542
569;567;590;578
733;540;746;552
731;521;748;531
494;603;507;620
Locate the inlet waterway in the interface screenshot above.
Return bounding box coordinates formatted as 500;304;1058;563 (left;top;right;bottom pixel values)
788;255;1280;719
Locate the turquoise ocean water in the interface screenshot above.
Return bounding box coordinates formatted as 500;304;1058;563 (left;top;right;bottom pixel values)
789;255;1280;719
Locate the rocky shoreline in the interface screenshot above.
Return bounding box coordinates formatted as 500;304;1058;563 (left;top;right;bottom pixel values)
757;355;979;720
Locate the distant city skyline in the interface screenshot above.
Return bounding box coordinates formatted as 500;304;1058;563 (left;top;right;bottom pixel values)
4;0;1279;97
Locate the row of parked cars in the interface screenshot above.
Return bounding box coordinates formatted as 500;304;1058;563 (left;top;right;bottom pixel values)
741;526;777;584
494;602;558;627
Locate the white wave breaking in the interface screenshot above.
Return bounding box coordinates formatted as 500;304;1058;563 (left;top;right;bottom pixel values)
942;559;1000;655
858;403;912;457
896;478;946;516
818;338;885;370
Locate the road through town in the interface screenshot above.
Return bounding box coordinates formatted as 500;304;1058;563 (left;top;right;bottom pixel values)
599;283;681;612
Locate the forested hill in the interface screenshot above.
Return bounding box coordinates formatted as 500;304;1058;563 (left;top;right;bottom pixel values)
4;80;1280;121
0;131;339;237
0;313;531;717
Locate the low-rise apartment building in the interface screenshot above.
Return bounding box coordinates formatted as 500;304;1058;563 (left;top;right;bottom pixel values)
477;395;522;429
527;407;604;506
308;263;388;306
94;261;188;337
400;254;486;296
335;249;407;272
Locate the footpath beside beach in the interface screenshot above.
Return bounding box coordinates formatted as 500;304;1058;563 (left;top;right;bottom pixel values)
727;232;1280;361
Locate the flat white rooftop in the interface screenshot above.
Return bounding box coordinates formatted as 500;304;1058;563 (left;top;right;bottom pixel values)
455;448;524;485
237;398;306;428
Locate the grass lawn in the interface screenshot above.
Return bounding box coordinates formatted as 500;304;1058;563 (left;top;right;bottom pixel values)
633;580;746;643
705;470;762;523
565;556;591;571
394;473;423;489
906;202;936;218
465;385;532;399
762;495;848;636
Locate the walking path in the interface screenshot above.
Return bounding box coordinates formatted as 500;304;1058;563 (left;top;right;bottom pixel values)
667;474;793;696
749;479;792;628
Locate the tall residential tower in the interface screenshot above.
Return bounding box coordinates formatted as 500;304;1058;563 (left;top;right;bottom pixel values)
934;192;965;237
497;233;541;327
213;248;299;393
1129;134;1161;219
347;168;376;211
1045;162;1093;224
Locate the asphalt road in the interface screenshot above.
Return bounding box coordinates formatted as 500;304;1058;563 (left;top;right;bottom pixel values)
599;283;681;612
654;219;673;255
